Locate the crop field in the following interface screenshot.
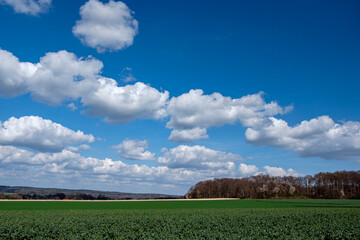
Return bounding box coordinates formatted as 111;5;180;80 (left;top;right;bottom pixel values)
0;199;359;239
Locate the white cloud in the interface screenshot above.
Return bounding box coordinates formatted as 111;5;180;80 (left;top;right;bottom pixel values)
67;103;78;111
0;0;51;15
0;49;102;105
0;144;303;194
31;149;81;165
0;49;36;97
0;145;225;188
238;163;259;176
0;146;94;166
246;115;360;160
112;139;155;161
237;164;300;178
262;166;301;177
166;89;291;141
157;145;243;170
28;50;103;105
0;144;300;179
0;49;169;123
72;0;138;52
168;127;208;142
3;49;360;163
167;90;290;129
66;144;91;153
0;146;34;164
82;78;169;123
120;67;136;83
0;116;94;152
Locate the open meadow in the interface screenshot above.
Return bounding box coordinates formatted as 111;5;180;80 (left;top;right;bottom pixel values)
0;199;359;239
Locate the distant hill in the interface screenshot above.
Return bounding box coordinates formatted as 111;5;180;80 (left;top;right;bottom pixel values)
0;185;180;200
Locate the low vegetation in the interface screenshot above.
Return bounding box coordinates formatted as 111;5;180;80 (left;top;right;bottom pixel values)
0;200;359;239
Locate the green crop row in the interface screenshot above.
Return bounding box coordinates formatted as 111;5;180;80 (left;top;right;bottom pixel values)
1;199;360;211
0;208;359;239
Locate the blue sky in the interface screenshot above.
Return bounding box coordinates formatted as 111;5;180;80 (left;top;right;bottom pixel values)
0;0;359;195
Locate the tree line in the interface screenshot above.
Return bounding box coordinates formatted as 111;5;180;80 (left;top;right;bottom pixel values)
185;170;360;199
0;192;111;200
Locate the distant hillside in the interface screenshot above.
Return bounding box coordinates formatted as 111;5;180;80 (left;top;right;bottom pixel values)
0;185;180;200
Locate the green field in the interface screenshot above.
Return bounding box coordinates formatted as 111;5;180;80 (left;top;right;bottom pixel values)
0;199;359;239
1;199;360;210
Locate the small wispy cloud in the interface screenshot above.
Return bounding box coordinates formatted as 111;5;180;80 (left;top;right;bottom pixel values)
0;0;51;16
120;67;136;83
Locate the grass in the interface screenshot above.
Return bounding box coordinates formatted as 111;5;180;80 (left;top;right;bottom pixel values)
0;199;359;210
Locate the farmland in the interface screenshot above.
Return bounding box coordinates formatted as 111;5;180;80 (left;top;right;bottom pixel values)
0;199;359;239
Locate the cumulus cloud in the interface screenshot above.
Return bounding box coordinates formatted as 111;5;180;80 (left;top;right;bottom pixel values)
158;145;243;170
82;78;169;123
0;143;304;194
0;145;237;192
0;49;102;104
237;164;300;177
1;48;294;133
167;90;290;129
0;116;94;152
72;0;138;52
3;49;359;162
28;50;103;105
0;146;34;164
0;48;169;123
66;144;91;153
246;115;360;160
0;144;300;180
0;146;94;166
112;139;155;161
0;0;51;15
0;49;36;97
262;166;301;177
166;89;291;142
238;163;259;176
168;127;208;142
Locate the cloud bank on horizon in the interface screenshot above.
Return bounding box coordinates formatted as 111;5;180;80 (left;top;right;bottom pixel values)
0;0;359;194
0;137;301;193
